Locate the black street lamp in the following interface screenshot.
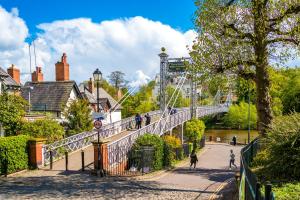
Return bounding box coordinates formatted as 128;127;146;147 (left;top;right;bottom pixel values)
93;68;102;113
93;68;102;173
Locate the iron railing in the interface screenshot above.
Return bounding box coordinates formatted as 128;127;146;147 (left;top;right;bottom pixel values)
42;110;161;165
107;106;227;167
240;138;276;200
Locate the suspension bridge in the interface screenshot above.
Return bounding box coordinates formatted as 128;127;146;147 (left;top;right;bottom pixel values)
40;48;233;173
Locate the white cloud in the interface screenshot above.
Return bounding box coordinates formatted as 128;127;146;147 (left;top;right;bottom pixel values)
0;6;197;85
129;70;151;87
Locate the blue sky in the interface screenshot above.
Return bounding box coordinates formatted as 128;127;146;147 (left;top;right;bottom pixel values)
1;0;196;41
0;0;198;84
0;1;298;85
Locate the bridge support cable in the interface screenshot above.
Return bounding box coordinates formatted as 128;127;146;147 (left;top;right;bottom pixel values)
104;84;139;119
159;74;187;136
153;72;187;134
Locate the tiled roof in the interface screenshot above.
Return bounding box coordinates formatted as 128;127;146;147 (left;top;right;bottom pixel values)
21;81;83;111
79;84;121;110
0;67;20;87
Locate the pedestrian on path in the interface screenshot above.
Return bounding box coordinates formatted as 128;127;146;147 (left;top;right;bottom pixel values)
190;150;198;169
229;149;237;170
145;113;151;126
232;136;237;146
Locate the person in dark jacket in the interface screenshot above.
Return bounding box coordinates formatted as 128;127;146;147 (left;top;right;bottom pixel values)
145;113;151;126
136;114;142;129
190;150;198;169
232;136;237;146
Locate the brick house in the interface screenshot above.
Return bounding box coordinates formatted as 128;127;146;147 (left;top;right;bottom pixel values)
21;53;83;120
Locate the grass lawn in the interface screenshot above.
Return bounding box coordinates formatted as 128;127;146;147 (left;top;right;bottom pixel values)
273;182;300;200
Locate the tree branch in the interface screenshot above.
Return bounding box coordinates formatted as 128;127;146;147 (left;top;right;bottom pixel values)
224;23;254;41
267;37;299;45
269;5;300;25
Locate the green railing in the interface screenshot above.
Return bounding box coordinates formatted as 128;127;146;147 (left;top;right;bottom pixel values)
240;138;276;200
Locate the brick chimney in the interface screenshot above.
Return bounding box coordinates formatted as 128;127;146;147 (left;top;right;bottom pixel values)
55;53;69;81
88;78;94;94
7;64;20;84
31;67;44;82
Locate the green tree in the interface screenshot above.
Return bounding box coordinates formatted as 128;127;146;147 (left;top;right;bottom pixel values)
185;119;206;149
282;72;300;113
63;99;93;135
108;71;127;90
21;118;64;143
0;93;28;136
192;0;300;135
223;102;257;129
166;85;190;108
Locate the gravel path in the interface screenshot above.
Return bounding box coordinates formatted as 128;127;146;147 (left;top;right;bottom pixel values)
0;143;242;200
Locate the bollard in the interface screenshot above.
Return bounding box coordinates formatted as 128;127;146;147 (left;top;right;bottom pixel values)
50;150;53;170
81;150;85;171
255;182;261;200
4;148;8;177
65;151;68;171
265;181;272;200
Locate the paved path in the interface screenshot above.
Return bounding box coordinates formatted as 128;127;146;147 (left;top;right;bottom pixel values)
0;143;242;200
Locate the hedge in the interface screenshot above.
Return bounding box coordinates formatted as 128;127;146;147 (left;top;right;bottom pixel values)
0;135;30;175
132;133;164;170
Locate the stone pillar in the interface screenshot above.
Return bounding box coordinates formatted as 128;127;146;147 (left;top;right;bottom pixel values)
92;139;110;172
28;138;47;169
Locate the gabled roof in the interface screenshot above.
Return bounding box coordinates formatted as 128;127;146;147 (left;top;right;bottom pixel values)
21;81;83;112
0;67;20;87
79;84;121;110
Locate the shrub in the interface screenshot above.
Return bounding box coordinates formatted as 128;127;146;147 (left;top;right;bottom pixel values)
252;112;300;181
273;182;300;200
21;118;64;143
185;119;205;150
0;135;30;174
132;133;164;170
62;99;93;136
163;135;183;167
0;93;28;136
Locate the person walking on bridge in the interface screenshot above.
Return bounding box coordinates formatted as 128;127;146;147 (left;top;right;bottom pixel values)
136;114;142;129
145;113;151;126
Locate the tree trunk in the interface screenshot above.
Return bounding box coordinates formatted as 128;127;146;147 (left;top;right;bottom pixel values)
253;0;273;136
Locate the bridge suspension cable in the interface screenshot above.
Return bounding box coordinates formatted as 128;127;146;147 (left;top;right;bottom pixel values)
159;73;187;135
153;72;187;134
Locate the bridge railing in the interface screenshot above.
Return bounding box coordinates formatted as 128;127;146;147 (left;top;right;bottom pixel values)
240;138;275;200
42;110;161;165
107;106;227;167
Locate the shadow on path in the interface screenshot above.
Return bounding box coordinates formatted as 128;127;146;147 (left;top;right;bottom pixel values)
0;174;214;199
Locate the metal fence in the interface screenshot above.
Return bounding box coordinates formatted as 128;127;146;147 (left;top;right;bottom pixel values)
42;110;161;165
240;138;276;200
106;146;155;176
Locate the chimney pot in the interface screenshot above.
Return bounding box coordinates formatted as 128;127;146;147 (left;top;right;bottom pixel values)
32;66;44;82
55;53;70;81
7;64;20;84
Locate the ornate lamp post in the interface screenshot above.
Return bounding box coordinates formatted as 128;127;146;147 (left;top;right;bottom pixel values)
93;68;102;113
93;68;102;173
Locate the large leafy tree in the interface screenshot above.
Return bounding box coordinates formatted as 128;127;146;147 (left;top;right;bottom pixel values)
0;93;28;136
108;71;127;90
192;0;300;135
62;99;93;135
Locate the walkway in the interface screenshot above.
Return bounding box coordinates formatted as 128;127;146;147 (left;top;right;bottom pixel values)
0;143;242;199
